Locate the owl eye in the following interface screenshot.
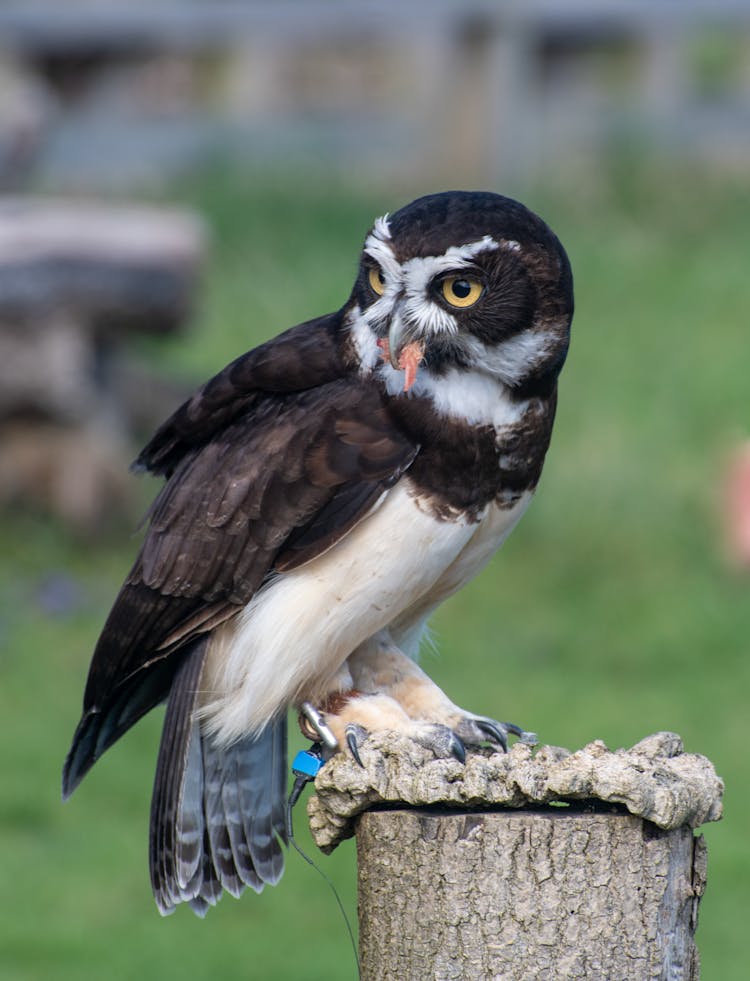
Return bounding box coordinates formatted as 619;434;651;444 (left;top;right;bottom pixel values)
368;266;386;296
440;275;483;308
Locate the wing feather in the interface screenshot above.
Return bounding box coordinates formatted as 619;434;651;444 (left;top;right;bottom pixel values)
64;324;418;793
135;313;345;477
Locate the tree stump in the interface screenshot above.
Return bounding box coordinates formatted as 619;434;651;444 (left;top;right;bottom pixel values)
308;732;723;981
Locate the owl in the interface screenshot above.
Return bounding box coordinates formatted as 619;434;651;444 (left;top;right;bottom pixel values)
63;191;573;914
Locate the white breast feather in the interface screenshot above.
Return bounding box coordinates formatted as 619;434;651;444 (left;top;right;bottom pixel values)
201;482;480;743
388;491;532;651
380;365;529;431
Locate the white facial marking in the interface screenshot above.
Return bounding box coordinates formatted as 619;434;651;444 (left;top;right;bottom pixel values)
463;324;560;387
352;229;501;364
398;237;499;338
372;214;391;240
399;248;484;337
347;304;381;371
379;364;529;430
350;223;548;416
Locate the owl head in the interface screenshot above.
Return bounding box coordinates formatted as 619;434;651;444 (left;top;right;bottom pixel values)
346;191;573;400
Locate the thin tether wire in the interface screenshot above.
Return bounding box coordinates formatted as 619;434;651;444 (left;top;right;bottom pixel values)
286;777;361;979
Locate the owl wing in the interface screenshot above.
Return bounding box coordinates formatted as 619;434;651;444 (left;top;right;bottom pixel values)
63;312;418;796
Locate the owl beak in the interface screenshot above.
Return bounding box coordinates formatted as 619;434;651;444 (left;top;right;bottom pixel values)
383;309;425;392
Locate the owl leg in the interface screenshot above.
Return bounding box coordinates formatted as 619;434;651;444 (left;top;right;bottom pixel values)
300;637;534;764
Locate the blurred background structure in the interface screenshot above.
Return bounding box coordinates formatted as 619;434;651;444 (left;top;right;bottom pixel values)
1;3;748;981
0;0;749;190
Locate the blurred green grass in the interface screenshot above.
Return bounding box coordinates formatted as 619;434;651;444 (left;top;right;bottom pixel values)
1;167;748;979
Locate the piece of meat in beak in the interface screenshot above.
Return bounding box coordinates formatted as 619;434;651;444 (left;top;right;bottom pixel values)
376;337;425;392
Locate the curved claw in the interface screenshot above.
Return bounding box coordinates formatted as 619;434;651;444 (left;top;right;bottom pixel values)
449;731;467;764
497;721;539;746
345;724;365;767
457;716;538;753
474;719;509;752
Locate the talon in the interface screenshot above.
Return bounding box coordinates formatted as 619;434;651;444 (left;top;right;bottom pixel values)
345;724;365;767
449;731;466;764
497;721;539;746
475;719;508;752
456;714;538;753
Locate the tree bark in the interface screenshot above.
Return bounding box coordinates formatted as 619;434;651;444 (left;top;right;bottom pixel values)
356;807;706;981
308;732;722;981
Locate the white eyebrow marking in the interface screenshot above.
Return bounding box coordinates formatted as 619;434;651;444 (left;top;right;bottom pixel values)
443;234;499;263
372;214;391;240
363;233;500;293
363;217;401;285
401;235;498;295
354;232;503;361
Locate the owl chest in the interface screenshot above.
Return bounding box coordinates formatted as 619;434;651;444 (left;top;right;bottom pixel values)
453;492;531;574
404;420;536;519
397;488;533;628
386;374;552;516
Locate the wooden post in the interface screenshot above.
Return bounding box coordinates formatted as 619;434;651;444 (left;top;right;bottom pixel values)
357;808;705;980
308;732;722;981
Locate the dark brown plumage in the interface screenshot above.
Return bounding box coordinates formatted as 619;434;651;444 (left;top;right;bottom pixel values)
63;190;573;916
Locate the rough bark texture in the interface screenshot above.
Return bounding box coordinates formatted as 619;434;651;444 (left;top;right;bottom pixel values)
357;808;706;981
308;732;722;981
308;731;723;852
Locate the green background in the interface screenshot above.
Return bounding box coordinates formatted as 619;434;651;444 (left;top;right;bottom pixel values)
2;165;748;979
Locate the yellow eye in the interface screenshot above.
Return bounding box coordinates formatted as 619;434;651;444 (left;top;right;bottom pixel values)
441;275;483;308
368;266;386;296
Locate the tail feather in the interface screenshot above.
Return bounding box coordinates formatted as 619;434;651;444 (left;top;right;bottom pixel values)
149;639;207;913
149;639;288;916
203;747;245;899
175;718;204;891
221;752;263;892
190;828;222;916
238;723;287;885
270;718;289;849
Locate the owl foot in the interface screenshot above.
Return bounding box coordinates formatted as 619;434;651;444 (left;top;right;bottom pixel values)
301;691;467;765
344;719;466;767
340;642;536;755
